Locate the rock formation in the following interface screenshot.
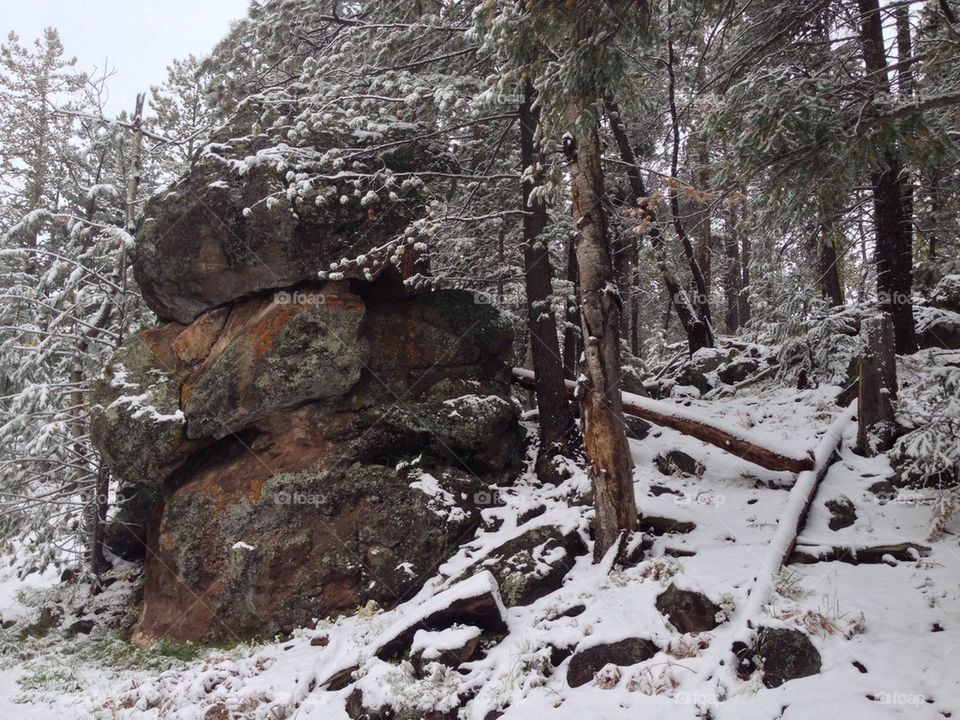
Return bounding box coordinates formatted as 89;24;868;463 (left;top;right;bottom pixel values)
91;137;521;644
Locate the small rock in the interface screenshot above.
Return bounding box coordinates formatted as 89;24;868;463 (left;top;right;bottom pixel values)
624;416;652;441
638;515;696;536
476;525;587;607
868;480;897;501
66;618;95;636
566;638;658;688
655;584;721;634
375;572;507;660
754;627;821;688
309;635;329;647
655;450;705;478
824;496;857;531
717;357;760;385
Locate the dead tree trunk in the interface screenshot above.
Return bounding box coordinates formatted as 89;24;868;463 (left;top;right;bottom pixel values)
519;79;578;480
563;117;637;561
604;98;714;353
857;314;898;455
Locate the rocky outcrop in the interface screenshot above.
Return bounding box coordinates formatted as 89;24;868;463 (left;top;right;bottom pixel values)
92;136;520;644
134;133;454;324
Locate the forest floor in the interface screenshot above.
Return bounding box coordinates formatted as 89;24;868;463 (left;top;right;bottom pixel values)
1;364;958;719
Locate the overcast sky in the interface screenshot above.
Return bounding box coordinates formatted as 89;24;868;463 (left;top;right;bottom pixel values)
3;0;251;114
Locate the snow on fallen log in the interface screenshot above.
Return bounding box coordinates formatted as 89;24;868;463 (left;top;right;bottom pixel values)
697;404;857;693
510;367;813;473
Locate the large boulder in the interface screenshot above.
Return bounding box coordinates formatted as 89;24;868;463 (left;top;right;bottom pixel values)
93;281;522;643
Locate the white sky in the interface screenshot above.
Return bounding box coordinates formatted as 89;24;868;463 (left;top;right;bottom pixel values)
2;0;251;115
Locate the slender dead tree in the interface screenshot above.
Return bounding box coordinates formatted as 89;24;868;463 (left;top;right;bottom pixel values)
563;84;637;559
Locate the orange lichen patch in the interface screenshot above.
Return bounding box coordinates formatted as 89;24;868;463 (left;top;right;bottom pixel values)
253;304;294;357
172;305;230;367
141;323;186;370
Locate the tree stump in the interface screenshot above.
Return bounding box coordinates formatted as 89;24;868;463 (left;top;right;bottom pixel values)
857;314;897;455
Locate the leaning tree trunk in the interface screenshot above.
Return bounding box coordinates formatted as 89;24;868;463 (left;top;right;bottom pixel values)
605;98;714;353
519;80;578;480
856;0;918;354
563;115;637;561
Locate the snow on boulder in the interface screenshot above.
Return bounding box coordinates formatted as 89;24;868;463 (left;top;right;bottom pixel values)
410;624;482;671
374;571;508;661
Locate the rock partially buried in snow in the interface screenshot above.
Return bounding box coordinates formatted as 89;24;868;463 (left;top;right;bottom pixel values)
825;496;857;530
471;523;587;607
655;584;722;634
755;627;822;688
566;638;659;688
374;571;508;661
655;450;705;478
410;624;483;673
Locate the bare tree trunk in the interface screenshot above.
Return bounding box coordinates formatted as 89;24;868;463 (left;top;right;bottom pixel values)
817;213;845;307
857;314;898;455
739;232;752;326
563;237;580;380
856;0;918;354
666;21;713;332
605;98;714;353
519;80;578;481
563;115;637;561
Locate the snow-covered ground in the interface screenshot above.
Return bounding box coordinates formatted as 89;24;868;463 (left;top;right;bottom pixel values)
1;381;957;719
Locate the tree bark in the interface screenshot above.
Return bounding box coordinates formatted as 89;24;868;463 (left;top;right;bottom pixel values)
817;213;845;307
519;79;578;481
739;232;752;326
562;116;637;561
562;236;580;380
723;202;743;332
667;23;714;331
857;314;898;455
856;0;918;353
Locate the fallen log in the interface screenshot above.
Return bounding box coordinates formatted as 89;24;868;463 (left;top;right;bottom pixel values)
511;368;813;473
693;404;857;693
789;541;930;565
